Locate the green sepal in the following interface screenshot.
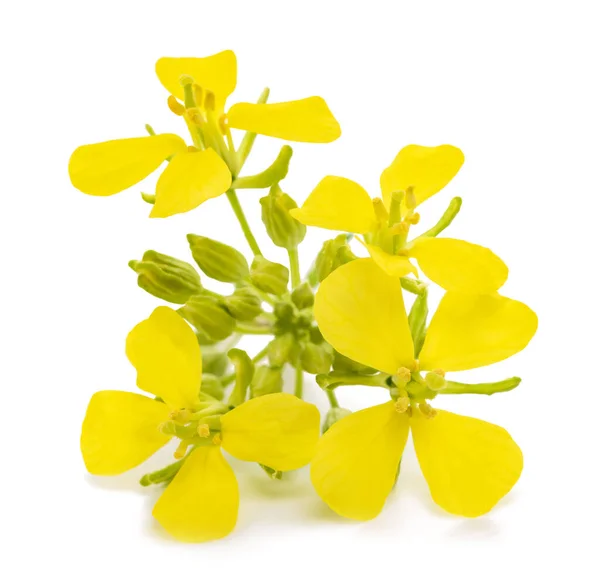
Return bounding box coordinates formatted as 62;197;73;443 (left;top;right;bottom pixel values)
188;234;249;283
332;351;378;375
222;287;263;321
178;295;236;341
322;407;353;433
267;332;296;367
227;348;254;407
250;256;289;295
232;145;293;189
300;341;333;375
251;364;283;397
408;287;428;357
259;185;306;250
291;282;314;309
200;373;224;400
259;463;283;480
129;250;202;304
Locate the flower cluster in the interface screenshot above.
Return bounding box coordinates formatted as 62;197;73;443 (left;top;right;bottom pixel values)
71;50;537;541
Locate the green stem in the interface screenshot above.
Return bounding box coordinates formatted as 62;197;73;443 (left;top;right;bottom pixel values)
414;196;462;239
441;377;521;396
316;371;390;391
234;322;273;335
288;247;301;289
294;366;304;398
325;388;339;408
237;87;270;171
139;454;190;486
226;189;263;256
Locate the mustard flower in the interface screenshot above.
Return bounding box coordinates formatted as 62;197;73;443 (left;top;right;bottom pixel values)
291;145;508;293
311;259;537;519
81;306;320;542
69;50;340;218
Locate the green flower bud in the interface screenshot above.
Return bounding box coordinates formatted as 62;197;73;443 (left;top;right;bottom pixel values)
202;349;229;377
200;373;224;400
300;342;333;375
260;186;306;250
188;234;249;283
222;287;262;321
251;365;283;397
312;234;356;283
332;351;378;375
178;295;236;341
308;325;324;344
250;256;289;295
322;407;353;433
129;250;202;304
267;332;296;367
291;282;314;309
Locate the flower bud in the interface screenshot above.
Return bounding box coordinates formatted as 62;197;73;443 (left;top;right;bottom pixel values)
260;188;306;250
291;282;314;309
129;250;202;304
200;373;224;400
322;407;353;433
178;295;236;341
222;287;262;321
251;365;283;397
188;234;249;284
313;234;356;283
332;351;378;375
201;349;229;377
267;332;296;367
300;342;333;375
250;256;289;295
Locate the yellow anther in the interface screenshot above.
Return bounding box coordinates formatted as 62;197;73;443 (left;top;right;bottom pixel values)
187;145;199;153
197;423;210;438
167;95;186;116
173;440;189;459
390;222;410;236
425;370;447;391
204;91;216;111
169;408;191;424
193;83;204;107
418;402;437;419
395;396;410;413
186;107;204;125
406;212;420;225
212;433;222;446
396;366;411;384
372;197;389;225
404;186;417;210
179;74;194;88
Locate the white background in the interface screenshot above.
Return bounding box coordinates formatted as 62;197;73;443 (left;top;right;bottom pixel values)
1;1;599;584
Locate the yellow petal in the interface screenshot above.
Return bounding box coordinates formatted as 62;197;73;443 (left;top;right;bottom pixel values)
227;97;341;143
126;307;202;409
69;134;186;196
311;402;409;520
155;51;237;112
289;176;377;234
81;391;171;475
419;292;538;372
314;258;414;373
221;394;320;471
150;149;232;218
380;144;464;209
363;243;418;278
153;447;239;542
411;409;523;517
409;238;508;293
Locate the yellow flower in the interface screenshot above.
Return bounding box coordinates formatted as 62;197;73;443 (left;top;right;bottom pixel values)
311;259;537;519
290;145;508;293
69;50;341;218
80;306;320;542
